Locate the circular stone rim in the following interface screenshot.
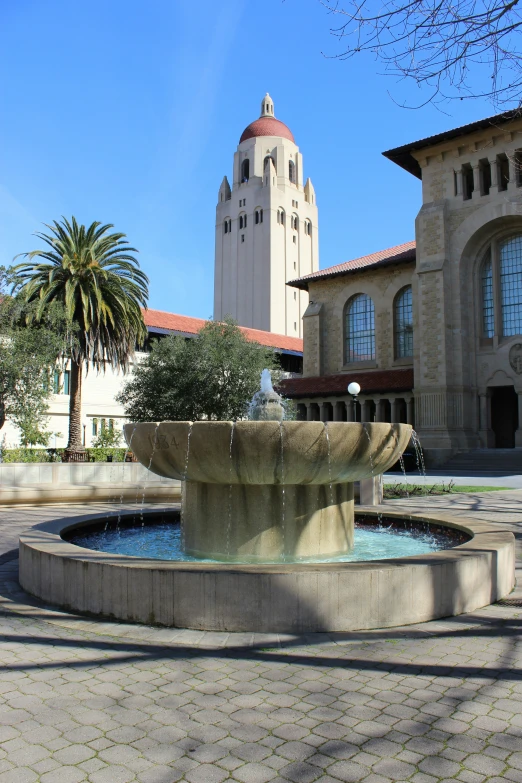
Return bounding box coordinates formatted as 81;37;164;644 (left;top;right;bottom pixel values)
18;507;515;632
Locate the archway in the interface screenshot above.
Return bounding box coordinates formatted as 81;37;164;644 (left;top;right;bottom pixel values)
490;386;518;447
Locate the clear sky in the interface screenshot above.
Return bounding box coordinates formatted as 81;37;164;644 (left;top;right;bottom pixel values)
0;0;497;320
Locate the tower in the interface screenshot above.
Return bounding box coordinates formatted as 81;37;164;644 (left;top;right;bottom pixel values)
214;94;319;337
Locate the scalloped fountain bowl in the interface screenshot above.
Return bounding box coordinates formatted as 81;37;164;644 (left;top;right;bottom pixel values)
125;421;412;562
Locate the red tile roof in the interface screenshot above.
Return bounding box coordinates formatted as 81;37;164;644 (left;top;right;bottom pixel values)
280;369;414;398
288;241;416;290
142;309;303;354
240;117;295;144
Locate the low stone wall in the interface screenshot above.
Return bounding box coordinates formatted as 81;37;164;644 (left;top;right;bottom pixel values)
0;462;180;505
19;507;515;633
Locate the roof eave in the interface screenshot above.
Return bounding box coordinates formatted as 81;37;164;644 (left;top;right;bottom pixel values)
287;254;416;290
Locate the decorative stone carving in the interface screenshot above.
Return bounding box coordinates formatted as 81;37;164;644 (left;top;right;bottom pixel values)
509;343;522;374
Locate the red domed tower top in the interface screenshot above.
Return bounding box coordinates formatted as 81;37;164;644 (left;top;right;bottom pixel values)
239;93;295;144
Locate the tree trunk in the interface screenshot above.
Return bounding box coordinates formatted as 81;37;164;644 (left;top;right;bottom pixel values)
0;400;5;431
65;359;84;455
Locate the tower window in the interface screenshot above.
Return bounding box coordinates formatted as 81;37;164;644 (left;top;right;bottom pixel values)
497;153;509;191
293;236;296;244
264;155;275;172
277;209;285;225
241;234;245;243
239;215;243;229
255;209;264;224
289;160;296;184
462;163;474;200
241;159;250;183
304;220;312;236
479;158;491;196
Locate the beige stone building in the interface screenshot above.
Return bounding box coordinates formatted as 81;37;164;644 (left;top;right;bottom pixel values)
214;94;319;338
282;109;522;466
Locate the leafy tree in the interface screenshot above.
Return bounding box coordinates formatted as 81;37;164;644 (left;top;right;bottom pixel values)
0;268;67;447
319;0;522;107
91;420;122;449
12;217;149;457
117;318;279;422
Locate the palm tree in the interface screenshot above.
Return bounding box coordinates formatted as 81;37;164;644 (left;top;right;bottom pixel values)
13;217;149;457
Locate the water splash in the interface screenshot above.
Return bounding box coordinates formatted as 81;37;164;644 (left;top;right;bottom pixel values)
260;368;274;393
180;422;193;551
226;421;235;556
398;453;410;499
279;421;286;561
140;423;159;524
324;423;334;507
118;425;136;528
412;429;427;483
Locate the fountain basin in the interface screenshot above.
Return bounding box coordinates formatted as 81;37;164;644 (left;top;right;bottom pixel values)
125;421;411;560
19;508;515;632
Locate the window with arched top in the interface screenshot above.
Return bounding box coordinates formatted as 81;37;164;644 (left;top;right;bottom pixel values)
289;160;296;183
394;286;413;358
304;220;312;237
277;209;285;225
255;209;263;224
291;215;298;230
480;235;522;338
345;294;375;363
241;159;250;182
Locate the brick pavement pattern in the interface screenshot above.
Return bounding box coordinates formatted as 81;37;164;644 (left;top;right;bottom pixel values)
0;493;519;782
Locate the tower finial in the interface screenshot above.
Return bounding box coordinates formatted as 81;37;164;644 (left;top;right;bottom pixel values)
260;93;274;118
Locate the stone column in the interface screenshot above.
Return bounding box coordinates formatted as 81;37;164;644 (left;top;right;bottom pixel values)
360;399;370;422
359;475;383;506
516;392;522;447
320;402;330;422
472;164;482;198
454;168;463;197
508;154;518;192
390;398;398;423
345;400;354;422
478;392;494;447
406;397;414;426
306;404;314;422
489;157;499;193
375;399;385;422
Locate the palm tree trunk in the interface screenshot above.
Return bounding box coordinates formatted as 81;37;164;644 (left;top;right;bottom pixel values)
66;359;84;455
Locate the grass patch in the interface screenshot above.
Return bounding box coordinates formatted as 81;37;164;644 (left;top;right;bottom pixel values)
383;481;510;499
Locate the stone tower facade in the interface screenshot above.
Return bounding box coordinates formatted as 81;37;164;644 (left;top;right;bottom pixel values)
214;94;319;337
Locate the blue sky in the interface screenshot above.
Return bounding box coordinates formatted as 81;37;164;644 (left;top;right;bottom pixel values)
0;0;497;319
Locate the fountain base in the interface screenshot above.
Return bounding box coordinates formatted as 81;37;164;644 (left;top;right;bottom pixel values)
183;481;354;562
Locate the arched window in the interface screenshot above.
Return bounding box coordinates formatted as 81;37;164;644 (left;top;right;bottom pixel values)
239;215;244;230
291;215;298;230
304;220;312;237
394;286;413;358
345;294;375;363
277;209;285;225
481;252;494;338
289;160;296;183
224;220;228;234
255;209;263;224
264;155;275;172
479;235;522;338
500;236;522;335
241;159;250;182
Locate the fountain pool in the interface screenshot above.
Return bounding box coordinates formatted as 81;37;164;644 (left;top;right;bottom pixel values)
66;513;469;563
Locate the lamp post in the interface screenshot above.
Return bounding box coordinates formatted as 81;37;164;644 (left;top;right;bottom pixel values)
348;382;361;422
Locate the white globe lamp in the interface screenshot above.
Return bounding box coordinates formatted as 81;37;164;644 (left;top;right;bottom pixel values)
347;382;361;397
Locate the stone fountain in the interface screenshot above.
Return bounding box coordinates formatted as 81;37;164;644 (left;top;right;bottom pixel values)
125;371;412;562
18;371;515;632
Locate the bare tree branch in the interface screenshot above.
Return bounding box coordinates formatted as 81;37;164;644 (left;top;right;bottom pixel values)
318;0;522;106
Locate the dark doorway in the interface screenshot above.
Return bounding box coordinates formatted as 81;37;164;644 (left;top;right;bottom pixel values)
491;386;519;448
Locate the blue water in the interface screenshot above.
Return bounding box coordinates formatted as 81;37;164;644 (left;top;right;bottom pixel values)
69;518;461;563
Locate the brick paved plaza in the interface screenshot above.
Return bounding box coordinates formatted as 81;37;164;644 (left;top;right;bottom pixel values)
0;493;519;783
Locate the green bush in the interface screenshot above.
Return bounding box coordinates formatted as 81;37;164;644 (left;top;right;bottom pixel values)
2;448;52;463
1;447;132;463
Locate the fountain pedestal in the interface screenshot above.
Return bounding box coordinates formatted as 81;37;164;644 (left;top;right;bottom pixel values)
183;481;354;561
126;420;412;563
